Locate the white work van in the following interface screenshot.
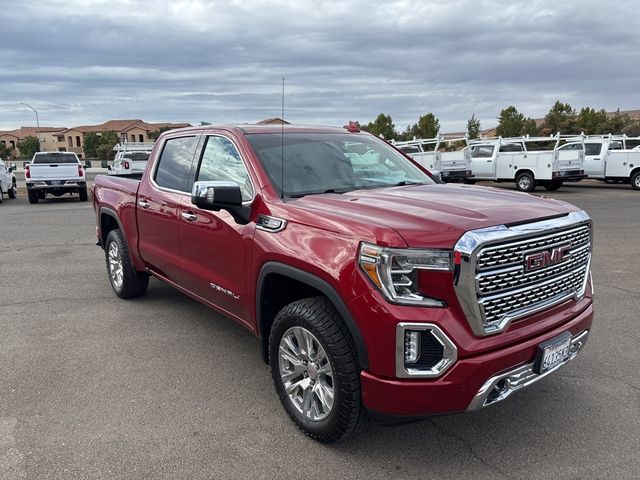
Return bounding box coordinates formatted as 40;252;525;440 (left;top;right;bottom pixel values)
466;134;586;192
558;135;640;190
0;159;17;203
108;142;155;176
392;134;471;182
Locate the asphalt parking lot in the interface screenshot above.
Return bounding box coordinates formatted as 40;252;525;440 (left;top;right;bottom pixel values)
1;181;638;479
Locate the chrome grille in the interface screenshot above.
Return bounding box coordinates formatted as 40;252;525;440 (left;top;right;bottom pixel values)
453;211;592;336
476;225;590;270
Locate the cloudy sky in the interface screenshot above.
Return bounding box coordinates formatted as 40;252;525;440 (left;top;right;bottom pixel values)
1;0;639;133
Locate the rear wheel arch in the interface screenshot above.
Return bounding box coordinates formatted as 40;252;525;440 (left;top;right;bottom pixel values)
256;262;369;371
99;208;129;251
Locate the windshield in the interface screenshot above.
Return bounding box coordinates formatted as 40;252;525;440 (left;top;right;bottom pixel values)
245;132;434;197
33;153;78;164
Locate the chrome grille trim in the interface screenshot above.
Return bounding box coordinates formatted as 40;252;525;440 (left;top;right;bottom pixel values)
454;211;592;336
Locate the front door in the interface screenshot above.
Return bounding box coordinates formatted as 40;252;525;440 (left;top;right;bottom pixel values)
178;135;257;325
470;145;497;178
137;134;200;284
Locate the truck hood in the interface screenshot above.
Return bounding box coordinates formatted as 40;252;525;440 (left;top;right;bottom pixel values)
288;184;580;248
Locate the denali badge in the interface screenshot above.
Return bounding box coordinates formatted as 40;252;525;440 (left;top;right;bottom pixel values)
525;245;571;271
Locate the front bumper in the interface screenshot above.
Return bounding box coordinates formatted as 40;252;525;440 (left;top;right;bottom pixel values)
360;300;593;417
441;170;472;183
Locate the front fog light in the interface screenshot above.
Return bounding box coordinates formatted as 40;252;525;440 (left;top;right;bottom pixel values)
404;331;420;364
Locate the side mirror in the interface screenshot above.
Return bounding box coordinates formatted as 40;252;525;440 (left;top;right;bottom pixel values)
191;181;249;224
9;162;16;171
84;161;91;169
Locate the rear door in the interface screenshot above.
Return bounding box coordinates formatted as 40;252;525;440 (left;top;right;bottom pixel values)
137;134;201;283
178;134;256;326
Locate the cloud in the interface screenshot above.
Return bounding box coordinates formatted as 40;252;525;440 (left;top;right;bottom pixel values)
1;0;639;133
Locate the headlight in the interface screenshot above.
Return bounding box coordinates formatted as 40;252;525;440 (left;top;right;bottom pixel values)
358;242;451;306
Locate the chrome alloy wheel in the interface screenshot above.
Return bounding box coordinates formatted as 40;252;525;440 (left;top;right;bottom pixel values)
518;175;532;190
278;326;335;422
634;175;640;189
107;241;124;289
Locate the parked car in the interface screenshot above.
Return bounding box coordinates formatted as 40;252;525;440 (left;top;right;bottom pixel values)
392;134;472;183
108;142;155;176
93;124;593;442
25;152;87;203
0;159;17;203
466;134;586;191
559;135;640;190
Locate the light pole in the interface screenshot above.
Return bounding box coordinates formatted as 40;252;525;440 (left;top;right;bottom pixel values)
20;102;41;151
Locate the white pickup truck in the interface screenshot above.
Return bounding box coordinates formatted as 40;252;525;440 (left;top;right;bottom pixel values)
466;134;586;192
558;135;640;190
108;142;155;176
392;134;471;182
25;152;87;204
0;159;17;203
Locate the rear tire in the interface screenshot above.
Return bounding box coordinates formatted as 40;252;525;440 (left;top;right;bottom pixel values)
516;172;535;192
544;181;563;191
8;181;16;199
269;296;366;443
79;187;88;201
631;171;640;191
27;189;38;204
105;229;149;299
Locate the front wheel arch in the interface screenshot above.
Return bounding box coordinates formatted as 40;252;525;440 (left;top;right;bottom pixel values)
256;262;369;371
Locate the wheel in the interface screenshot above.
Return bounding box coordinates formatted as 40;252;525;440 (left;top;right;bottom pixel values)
8;181;16;199
105;229;149;298
79;187;88;201
516;172;535;192
27;189;38;204
544;181;563;191
269;297;366;443
0;187;3;204
631;171;640;190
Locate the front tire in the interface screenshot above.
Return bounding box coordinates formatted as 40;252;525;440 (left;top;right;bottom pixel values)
8;181;16;199
269;297;366;443
516;172;535;192
105;229;149;298
631;171;640;191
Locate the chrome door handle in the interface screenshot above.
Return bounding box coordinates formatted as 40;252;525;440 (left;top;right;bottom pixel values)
181;212;197;222
486;160;492;162
138;200;150;209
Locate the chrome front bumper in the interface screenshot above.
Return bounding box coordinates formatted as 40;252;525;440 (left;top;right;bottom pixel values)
467;329;589;411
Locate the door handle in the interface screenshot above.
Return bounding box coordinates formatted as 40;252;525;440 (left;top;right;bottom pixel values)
181;211;197;222
138;200;150;209
594;158;600;161
486;160;492;162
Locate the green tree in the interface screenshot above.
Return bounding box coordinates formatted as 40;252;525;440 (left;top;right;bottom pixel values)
466;114;481;139
605;110;633;134
364;113;397;140
408;113;440;139
83;132;101;158
622;120;640;137
16;136;40;159
0;143;14;159
93;131;121;160
575;107;609;134
496;106;530;137
149;126;173;140
522;117;539;136
543;101;577;134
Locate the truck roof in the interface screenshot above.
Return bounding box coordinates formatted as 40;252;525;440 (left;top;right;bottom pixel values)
161;124;365;137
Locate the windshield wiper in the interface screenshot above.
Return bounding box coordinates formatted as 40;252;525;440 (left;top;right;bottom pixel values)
288;188;350;198
394;181;426;186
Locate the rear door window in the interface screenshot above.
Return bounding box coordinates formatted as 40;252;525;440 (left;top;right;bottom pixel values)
584;143;602;156
154;136;199;192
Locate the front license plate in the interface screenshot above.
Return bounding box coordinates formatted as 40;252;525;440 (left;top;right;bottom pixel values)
533;332;572;374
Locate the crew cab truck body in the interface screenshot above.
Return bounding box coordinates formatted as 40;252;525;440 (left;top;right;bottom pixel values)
559;135;640;190
392;134;472;182
0;159;17;203
467;134;586;192
25;152;88;203
93;124;594;442
108;142;155;176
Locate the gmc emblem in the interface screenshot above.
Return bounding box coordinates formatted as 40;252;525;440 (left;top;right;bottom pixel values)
525;245;572;271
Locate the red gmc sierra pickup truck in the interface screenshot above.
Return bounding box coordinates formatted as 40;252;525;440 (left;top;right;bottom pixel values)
93;124;593;442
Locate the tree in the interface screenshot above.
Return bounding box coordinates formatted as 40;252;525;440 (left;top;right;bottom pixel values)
0;143;14;159
496;106;528;137
466;114;481;139
83;132;101;158
364;113;397;140
16;136;40;159
605;110;633;134
543;101;577;134
91;131;121;160
409;113;440;139
149;126;173;140
575;107;609;135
